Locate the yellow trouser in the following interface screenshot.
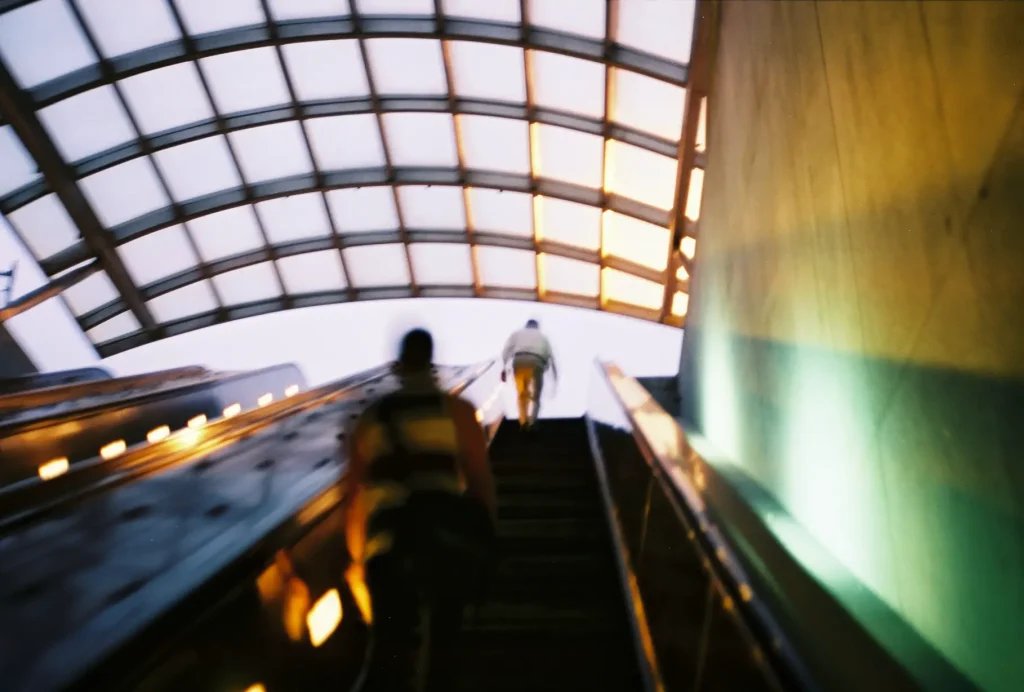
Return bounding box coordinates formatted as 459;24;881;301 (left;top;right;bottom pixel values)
512;360;544;426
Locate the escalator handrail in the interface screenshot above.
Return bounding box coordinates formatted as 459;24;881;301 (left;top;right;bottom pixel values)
0;366;208;411
593;363;976;692
593;361;811;691
20;360;495;692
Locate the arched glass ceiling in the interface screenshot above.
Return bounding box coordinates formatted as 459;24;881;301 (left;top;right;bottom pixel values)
0;0;708;359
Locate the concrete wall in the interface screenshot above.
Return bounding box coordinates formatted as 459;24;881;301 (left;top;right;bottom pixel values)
679;2;1024;689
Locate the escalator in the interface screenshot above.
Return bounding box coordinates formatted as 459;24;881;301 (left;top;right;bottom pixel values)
459;419;646;691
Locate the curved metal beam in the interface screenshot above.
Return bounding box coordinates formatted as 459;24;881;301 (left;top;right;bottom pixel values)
91;286;666;359
1;98;678;214
42;167;672;275
78;230;667;330
0;60;156;335
25;16;687;110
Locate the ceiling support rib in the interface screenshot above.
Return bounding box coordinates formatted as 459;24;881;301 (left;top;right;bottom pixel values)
519;0;543;300
258;0;356;303
65;0;229;321
435;0;482;297
165;0;289;316
350;0;419;298
0;61;157;336
660;0;715;324
598;0;621;310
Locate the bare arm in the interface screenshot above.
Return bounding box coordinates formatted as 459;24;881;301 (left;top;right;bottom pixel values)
450;396;498;524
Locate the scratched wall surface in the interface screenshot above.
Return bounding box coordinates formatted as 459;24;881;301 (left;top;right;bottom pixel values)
679;1;1024;689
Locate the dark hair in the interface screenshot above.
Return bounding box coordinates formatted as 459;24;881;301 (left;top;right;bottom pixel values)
398;328;433;372
525;319;539;328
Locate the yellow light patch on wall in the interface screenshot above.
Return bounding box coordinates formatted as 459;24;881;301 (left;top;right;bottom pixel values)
100;439;126;460
680;236;697;260
187;414;207;429
147;425;170;443
258;393;273;407
672;292;690;317
601;268;664;310
223;402;241;418
285;384;300;398
685;167;705;222
38;457;69;481
307;589;342;648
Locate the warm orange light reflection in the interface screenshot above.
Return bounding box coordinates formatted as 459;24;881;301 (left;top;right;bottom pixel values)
346;563;373;624
685;168;704;222
147;425;170;443
695;97;707;153
285;384;300;398
680;236;697;259
677;263;690;281
672;292;690;317
100;439;126;460
38;457;69;481
187;414;207;429
244;685;266;692
223;403;242;418
258;393;273;408
307;589;342;647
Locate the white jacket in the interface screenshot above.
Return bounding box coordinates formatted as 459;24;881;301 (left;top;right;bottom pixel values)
502;328;554;369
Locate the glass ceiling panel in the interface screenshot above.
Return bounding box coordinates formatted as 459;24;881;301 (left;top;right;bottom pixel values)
86;310;141;345
672;291;689;317
362;0;434;14
530;51;605;120
6;194;80;260
468;188;532;237
529;0;605;41
460;115;530;175
606;140;677;210
63;270;118;316
540;253;599;297
367;39;446;96
603;211;671;272
117;225;200;287
153;135;242;203
307;114;385;170
189;205;266;262
267;0;351;21
201;48;291;115
398;186;465;230
0;126;39;197
38;85;135;163
327;187;399;233
410;243;473;286
686;167;705;222
602;268;664;311
535;124;603;189
229;121;313;184
613;69;686;141
282;40;369;102
147;280;219;323
176;0;265;35
0;0;700;347
385;113;458;167
79;157;170;227
477;246;536;290
442;0;519;23
118;63;215;136
213;261;281;306
344;244;411;287
535;196;600;250
450;42;526;103
77;0;181;59
618;0;697;64
277;250;347;294
257;194;332;243
0;0;96;89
